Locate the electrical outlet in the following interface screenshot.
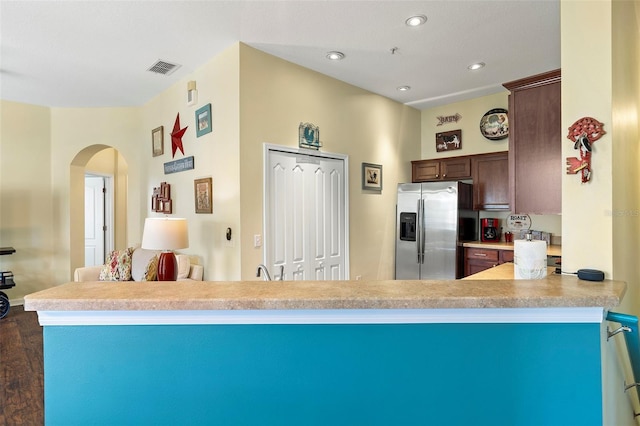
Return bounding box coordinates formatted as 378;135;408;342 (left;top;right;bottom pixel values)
355;275;362;280
254;234;262;248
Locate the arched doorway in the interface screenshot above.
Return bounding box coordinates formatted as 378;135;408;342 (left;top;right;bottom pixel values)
69;145;128;276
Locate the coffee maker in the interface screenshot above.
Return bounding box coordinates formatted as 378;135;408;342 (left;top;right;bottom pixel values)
481;218;500;242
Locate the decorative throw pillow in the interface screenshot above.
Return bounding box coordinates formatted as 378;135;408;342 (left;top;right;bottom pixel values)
142;255;159;281
176;254;191;280
131;248;159;281
99;248;134;281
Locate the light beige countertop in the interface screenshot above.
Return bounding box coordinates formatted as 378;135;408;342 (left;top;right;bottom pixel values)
463;241;562;256
24;273;625;312
462;262;556;280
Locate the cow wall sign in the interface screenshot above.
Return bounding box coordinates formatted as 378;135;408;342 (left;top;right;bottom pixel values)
435;129;462;152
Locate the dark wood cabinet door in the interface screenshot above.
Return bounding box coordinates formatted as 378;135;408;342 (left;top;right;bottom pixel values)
441;157;471;180
472;152;509;210
412;157;471;182
500;250;514;263
464;260;496;277
412;160;440;181
504;69;561;214
463;248;499;277
463;247;514;277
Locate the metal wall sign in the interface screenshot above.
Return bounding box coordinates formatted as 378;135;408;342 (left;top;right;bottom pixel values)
164;156;194;174
436;113;462;126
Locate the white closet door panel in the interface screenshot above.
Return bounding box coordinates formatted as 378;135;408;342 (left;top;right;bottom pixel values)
317;159;344;278
266;147;347;281
271;163;287;265
313;167;326;260
329;168;342;257
291;165;306;264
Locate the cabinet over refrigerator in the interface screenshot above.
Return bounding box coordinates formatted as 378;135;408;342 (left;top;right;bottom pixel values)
395;181;477;280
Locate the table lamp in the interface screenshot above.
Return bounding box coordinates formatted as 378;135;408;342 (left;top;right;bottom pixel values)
141;218;189;281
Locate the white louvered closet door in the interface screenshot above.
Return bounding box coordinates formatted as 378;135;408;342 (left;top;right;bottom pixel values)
266;147;347;281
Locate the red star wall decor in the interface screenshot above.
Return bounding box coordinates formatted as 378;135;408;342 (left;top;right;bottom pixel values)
171;113;188;158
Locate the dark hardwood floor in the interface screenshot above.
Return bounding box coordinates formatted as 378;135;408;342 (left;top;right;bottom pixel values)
0;305;44;425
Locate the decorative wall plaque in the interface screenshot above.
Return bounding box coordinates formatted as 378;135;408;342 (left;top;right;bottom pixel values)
151;182;172;214
299;122;321;150
566;117;606;183
479;108;509;140
436;113;462;126
164;156;195;174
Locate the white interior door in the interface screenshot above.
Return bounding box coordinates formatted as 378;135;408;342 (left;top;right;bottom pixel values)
265;145;349;280
84;176;105;266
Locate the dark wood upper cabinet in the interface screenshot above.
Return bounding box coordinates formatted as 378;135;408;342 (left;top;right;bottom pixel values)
472;152;509;211
412;157;471;182
503;69;561;214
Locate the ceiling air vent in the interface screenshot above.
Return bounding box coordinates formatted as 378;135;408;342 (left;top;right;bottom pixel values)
147;60;181;76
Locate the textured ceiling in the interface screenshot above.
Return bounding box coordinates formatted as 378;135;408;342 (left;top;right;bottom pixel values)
0;0;560;110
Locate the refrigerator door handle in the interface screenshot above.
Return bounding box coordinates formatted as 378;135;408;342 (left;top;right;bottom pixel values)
420;198;426;264
416;199;422;264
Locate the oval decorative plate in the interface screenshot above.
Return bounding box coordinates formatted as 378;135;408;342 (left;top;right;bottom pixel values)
480;108;509;140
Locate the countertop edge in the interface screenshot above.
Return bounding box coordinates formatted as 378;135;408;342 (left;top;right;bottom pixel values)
463;241;562;256
23;274;626;314
32;306;606;326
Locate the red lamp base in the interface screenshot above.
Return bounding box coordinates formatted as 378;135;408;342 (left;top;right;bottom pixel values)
157;251;178;281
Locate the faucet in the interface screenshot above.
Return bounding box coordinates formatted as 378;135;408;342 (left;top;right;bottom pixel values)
256;264;271;281
256;264;285;281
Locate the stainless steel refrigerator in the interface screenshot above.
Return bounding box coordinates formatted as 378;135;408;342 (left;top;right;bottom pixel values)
395;181;477;280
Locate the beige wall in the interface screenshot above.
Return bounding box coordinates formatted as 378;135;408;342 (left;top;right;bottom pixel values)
53;107;143;284
610;0;640;422
561;2;614;275
562;1;640;424
239;44;421;280
421;92;509;158
141;43;241;281
0;101;54;298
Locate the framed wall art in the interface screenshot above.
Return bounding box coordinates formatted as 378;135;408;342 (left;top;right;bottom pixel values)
152;126;164;157
435;129;462;152
195;103;212;137
194;177;213;214
151;182;172;214
362;163;382;192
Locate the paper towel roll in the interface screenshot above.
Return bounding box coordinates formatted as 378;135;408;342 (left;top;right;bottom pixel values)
514;239;547;279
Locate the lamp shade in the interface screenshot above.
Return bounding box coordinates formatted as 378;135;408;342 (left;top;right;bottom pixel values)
141;218;189;251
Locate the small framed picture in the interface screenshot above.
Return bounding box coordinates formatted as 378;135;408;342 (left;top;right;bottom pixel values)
195;103;212;137
161;182;170;200
163;199;172;214
152;126;164;157
362;163;382;192
194;177;213;214
435;129;462;152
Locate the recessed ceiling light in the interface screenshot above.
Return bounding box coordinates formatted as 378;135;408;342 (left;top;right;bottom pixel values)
405;15;427;27
468;62;486;71
397;86;411;92
326;51;345;61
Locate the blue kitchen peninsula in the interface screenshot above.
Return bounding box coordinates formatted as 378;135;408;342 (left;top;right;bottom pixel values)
24;270;626;426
